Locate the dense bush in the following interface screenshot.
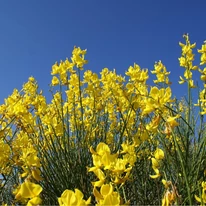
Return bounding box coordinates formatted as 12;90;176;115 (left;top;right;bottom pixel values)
0;34;205;205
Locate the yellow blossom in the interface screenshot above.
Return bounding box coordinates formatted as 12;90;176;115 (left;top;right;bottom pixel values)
15;181;42;199
51;76;60;86
58;189;91;206
166;114;180;128
94;184;121;206
195;181;206;204
154;148;164;160
150;167;161;179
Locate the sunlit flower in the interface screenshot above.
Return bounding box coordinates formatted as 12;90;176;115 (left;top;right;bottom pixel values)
58;189;91;206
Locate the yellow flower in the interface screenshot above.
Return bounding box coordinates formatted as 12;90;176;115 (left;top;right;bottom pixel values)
102;152;117;170
198;43;206;53
71;47;88;69
198;42;206;65
143;87;172;115
15;181;42;199
100;184;113;196
27;197;42;206
178;34;197;86
179;57;187;67
96;142;111;156
166;114;180;128
90;142;110;156
162;179;171;189
179;34;196;55
184;69;192;80
195;181;206;204
31;168;43;181
92;169;106;187
162;190;176;206
199;67;206;81
125;63;148;82
201;74;206;81
51;62;60;75
150;148;164;179
0;140;10;172
102;192;120;206
154;148;164;160
89;142;118;171
150;167;161;179
179;76;185;84
151;61;171;84
51;76;60;86
188;79;196;88
94;184;121;206
58;189;91;206
20;147;41;168
151;157;160;168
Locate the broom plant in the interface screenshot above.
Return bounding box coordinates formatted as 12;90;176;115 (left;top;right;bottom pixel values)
0;34;205;205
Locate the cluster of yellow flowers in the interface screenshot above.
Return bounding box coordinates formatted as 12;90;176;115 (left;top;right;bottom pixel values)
89;142;136;185
88;142;136;204
58;189;91;206
161;179;178;206
178;34;198;87
150;148;164;179
0;34;206;205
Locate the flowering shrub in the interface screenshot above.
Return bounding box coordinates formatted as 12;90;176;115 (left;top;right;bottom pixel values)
0;34;205;205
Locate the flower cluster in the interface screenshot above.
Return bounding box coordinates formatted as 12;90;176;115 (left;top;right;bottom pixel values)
0;35;205;205
150;148;164;179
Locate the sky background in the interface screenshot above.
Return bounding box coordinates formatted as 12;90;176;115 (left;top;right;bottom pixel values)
0;0;206;103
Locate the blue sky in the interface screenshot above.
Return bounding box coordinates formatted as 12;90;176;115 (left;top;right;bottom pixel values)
0;1;206;103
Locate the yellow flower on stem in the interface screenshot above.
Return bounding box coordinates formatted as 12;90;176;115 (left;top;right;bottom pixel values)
15;181;42;199
151;61;171;84
198;41;206;65
162;190;176;206
27;197;42;206
32;168;43;181
90;142;110;156
166;114;180;128
15;181;42;205
71;47;88;69
195;181;206;204
58;189;91;206
151;157;160;168
162;179;172;189
92;168;106;187
100;184;113;196
150;167;161;179
94;184;121;206
154;148;164;160
150;148;164;179
51;76;60;86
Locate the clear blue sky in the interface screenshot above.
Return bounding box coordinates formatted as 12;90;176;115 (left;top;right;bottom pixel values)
0;1;206;103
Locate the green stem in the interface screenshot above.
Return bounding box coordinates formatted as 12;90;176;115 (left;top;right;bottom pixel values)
172;130;192;205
